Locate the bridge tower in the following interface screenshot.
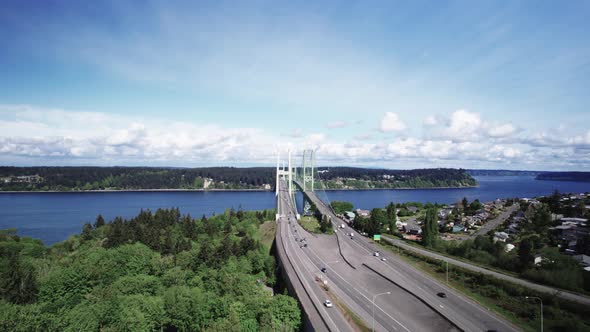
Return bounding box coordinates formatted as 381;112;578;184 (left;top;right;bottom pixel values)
301;149;315;192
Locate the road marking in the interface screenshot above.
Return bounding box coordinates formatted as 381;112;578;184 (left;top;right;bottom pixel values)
300;232;410;332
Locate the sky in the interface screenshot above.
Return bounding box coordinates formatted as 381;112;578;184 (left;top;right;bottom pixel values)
0;0;589;170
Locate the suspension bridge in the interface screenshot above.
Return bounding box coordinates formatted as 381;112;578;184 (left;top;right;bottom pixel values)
272;150;520;332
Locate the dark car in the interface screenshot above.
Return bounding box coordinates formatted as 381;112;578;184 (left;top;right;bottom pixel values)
437;292;447;298
303;243;308;247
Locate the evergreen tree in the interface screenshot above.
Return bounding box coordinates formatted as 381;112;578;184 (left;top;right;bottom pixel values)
421;207;439;247
94;214;105;228
518;239;533;269
81;223;93;241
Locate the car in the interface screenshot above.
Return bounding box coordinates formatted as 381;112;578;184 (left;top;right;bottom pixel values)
321;267;327;273
303;243;308;247
437;292;447;298
324;300;333;308
373;252;380;257
381;257;386;261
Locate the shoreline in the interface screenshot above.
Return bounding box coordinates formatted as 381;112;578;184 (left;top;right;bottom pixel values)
0;185;479;193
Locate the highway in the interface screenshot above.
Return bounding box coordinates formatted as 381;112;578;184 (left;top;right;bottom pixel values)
276;181;352;332
301;189;521;332
381;235;590;306
282;181;471;331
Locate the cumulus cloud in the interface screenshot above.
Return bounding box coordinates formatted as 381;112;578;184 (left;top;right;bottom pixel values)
379;112;406;133
0;105;589;170
487;123;516;138
424;110;518;142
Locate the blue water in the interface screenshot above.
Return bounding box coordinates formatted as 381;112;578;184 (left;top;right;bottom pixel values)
0;176;588;245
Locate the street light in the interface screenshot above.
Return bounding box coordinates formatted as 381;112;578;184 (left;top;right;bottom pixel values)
372;291;391;332
525;296;543;332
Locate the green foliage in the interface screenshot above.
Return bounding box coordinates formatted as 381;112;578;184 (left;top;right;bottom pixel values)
331;201;353;214
421;207;439;247
0;208;299;331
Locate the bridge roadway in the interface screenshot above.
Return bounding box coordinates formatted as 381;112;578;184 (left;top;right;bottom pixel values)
277;180;353;331
300;188;521;332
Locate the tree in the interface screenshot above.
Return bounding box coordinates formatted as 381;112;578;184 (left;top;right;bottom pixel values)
462;197;469;212
81;223;93;241
518;239;533;269
331;201;353;214
94;214;105;228
0;251;38;304
367;208;386;237
421;207;439;247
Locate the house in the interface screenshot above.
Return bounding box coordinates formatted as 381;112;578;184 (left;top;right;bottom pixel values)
403;224;422;235
494;232;509;242
561;217;588;226
344;211;355;222
505;243;515;252
407;206;418;213
355;209;370;218
439;208;453;219
573;255;590;267
263;184;271;190
534;254;544;266
452;225;466;233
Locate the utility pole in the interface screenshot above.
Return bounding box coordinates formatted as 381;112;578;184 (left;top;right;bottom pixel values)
526;296;543;332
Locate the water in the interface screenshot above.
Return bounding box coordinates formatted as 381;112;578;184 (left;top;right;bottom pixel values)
0;176;588;245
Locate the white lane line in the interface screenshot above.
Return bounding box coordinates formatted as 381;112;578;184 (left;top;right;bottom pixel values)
300;234;409;332
285;216;400;331
379;242;518;331
279;191;341;332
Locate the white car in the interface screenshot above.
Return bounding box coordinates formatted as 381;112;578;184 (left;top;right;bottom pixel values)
373;251;380;257
381;257;387;261
324;300;333;308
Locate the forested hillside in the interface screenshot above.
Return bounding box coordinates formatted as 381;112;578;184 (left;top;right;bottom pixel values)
0;166;477;191
536;172;590;182
317;167;477;189
0;208;301;331
0;167;275;191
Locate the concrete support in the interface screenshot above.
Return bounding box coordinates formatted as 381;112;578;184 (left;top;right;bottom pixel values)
276;152;280;197
311;149;315;192
302;150;306;191
288;150;292;199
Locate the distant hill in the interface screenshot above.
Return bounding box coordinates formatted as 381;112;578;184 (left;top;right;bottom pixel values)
0;166;476;191
467;169;545;176
536;172;590;182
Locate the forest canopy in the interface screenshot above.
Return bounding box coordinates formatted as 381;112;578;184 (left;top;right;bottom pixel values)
0;208;302;331
0;166;477;191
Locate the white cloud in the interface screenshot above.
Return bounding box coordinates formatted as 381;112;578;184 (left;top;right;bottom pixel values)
423;115;438;126
0;105;589;170
447;109;481;139
326;121;348;129
379;112;406;133
488;123;516;138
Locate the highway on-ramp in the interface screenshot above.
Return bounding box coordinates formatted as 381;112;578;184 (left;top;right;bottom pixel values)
302;189;521;332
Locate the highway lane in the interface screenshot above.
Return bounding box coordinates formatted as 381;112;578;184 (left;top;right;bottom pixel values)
287;188;458;332
382;235;590;306
303;190;521;332
277;182;353;332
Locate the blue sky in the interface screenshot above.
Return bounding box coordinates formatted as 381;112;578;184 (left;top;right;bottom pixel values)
0;0;589;170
